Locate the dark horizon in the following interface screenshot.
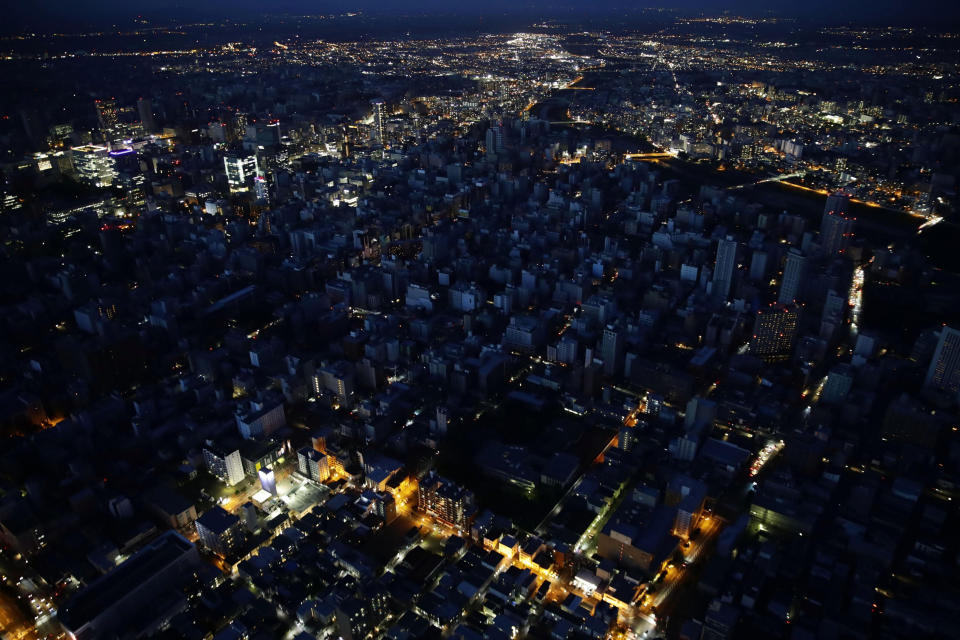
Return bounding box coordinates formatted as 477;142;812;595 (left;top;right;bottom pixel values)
5;1;960;33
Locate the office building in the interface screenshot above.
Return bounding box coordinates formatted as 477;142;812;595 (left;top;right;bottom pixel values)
750;303;801;361
254;175;269;202
748;249;768;282
777;249;806;304
503;315;543;353
486;122;504;157
556;334;579;365
596;506;675;572
235;396;286;439
821;364;855;404
297;446;330;483
370;99;385;143
925;325;960;394
203;442;245;486
195;506;241;556
417;471;476;530
95;98;119;140
224;154;261;193
137;97;156;133
600;325;624;376
313;362;355;403
70;145;117;187
824;192;850;218
239;438;284;477
712;236;737;302
668;476;707;539
821;192;854;256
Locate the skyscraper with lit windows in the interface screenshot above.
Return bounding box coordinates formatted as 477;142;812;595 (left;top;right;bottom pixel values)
750;303;801;362
224;154;261;193
417;471;476;530
925;326;960;395
95;98;119;138
370;99;386;144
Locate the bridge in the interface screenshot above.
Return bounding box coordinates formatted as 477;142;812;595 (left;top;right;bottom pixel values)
726;170;807;191
917;216;944;233
624;152;675;160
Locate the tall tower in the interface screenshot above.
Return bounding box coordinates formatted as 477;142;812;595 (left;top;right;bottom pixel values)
137;97;157;133
777;248;806;304
486;121;504;157
370;99;385;144
821;192;854;256
712;236;737;302
926;326;960;395
435;406;448;435
600;325;624;376
233;112;249;142
750;303;801;362
824;192;850;217
95;98;119;140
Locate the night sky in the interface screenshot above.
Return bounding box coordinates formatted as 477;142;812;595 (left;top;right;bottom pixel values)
9;1;959;31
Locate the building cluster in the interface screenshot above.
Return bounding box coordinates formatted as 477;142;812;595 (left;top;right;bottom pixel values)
560;29;959;217
0;15;959;640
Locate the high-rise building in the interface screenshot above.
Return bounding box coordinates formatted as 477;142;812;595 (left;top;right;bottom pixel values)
195;506;241;556
235;396;285;440
820;288;847;339
240;502;259;532
233;112;249;141
824;192;850;217
712;236;738;302
435;405;448;435
485;122;504;157
777;249;806;304
670;476;706;539
370;99;385;144
821;192;854;256
750;303;801;361
821;363;855;404
203;442;245;486
600;325;624;376
253;175;269;202
748;249;768;282
417;471;476;530
95;98;119;139
925;326;960;394
297;446;330;483
47;123;74;149
244;121;281;147
313;362;355;403
224;154;261;193
70;145;118;187
137;97;157;133
556;334;578;365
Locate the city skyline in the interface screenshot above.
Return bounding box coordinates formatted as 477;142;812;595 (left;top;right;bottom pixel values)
0;6;958;640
